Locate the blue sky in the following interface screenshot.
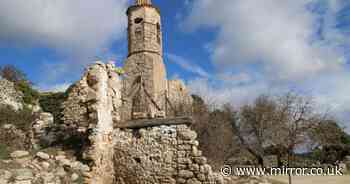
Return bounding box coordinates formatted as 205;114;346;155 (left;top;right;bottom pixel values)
0;0;216;88
0;0;350;131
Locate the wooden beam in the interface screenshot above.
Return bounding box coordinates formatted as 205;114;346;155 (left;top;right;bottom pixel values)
115;116;193;129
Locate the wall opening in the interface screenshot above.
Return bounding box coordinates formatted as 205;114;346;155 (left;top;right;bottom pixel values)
134;17;143;24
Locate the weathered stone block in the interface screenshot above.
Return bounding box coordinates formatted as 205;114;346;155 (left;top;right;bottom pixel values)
179;170;194;179
10;151;29;159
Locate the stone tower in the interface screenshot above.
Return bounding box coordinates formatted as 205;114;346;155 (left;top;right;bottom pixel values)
122;0;167;120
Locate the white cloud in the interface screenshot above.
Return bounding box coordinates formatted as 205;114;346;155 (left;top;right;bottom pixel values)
0;0;129;86
188;77;269;108
183;0;350;131
38;82;71;93
0;0;128;57
184;0;347;81
166;53;210;78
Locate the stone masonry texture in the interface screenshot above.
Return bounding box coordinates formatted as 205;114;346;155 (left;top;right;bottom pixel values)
0;77;23;110
113;125;225;184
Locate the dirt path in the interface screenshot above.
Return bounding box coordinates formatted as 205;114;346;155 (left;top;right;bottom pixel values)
270;175;350;184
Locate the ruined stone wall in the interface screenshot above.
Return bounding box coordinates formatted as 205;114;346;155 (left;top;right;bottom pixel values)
62;62;122;184
59;63;269;184
83;63;118;184
0;78;23;110
113;125;225;184
62;62;122;131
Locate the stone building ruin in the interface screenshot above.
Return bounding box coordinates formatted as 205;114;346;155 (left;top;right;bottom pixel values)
60;1;268;184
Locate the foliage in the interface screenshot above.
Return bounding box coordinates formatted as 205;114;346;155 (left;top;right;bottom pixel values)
0;64;39;104
311;148;322;161
308;119;350;163
115;67;125;75
0;105;34;154
190;95;240;169
0;105;35;131
191;94;205;106
0;144;10;160
341;133;350;145
0;65;27;83
15;80;40;104
309;120;347;147
227;93;336;167
319;145;350;164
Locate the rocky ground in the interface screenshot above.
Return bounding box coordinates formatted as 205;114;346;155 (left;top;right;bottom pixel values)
0;149;89;184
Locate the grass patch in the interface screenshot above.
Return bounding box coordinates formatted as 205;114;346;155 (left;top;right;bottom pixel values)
0;105;36;131
0;144;9;160
76;175;85;184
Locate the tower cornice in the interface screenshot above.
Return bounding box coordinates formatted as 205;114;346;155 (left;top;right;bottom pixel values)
126;5;160;15
135;0;152;6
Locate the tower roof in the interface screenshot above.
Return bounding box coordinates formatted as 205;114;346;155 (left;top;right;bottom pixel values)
127;0;160;15
135;0;152;6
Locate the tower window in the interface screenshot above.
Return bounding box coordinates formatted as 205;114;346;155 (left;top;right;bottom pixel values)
134;17;143;24
135;27;142;40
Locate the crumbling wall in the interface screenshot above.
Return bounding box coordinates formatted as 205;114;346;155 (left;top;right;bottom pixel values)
62;62;122;184
0;78;23;110
113;124;225;184
83;63;119;184
62;62;122;131
60;62;269;184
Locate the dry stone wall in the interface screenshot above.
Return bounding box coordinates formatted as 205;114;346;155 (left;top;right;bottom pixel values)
0;78;23;110
30;112;54;149
113;125;225;184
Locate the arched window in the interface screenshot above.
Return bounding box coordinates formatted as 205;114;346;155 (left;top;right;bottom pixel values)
134;17;143;24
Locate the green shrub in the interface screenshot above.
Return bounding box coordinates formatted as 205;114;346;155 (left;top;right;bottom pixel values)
0;64;39;105
15;80;40;105
0;65;26;83
0;105;35;152
115;67;125;75
341;133;350;145
0;105;35;131
0;144;9;160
